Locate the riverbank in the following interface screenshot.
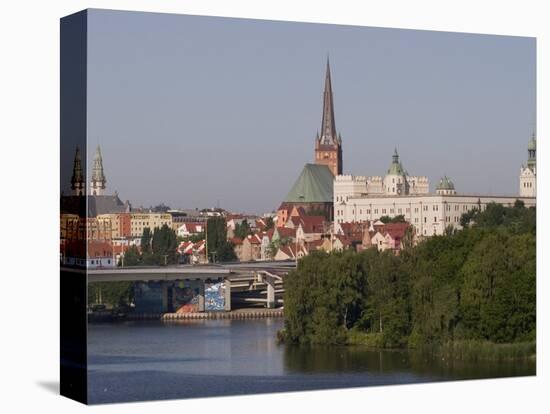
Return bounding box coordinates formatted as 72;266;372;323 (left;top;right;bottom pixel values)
120;308;285;321
346;330;536;361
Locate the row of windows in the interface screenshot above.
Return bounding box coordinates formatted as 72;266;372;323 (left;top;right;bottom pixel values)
523;182;534;188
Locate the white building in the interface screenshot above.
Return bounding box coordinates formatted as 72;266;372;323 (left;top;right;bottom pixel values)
334;147;536;237
334;149;429;204
519;133;536;197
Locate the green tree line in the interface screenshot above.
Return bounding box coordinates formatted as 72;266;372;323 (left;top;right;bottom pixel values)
283;202;536;349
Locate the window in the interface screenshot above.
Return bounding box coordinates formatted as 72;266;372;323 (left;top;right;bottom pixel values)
434;216;437;222
424;217;427;223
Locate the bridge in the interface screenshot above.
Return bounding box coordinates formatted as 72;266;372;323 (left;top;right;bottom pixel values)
64;261;296;312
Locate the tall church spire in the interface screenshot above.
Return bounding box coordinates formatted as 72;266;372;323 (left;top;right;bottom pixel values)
320;57;337;145
315;57;343;176
90;145;106;196
70;146;85;196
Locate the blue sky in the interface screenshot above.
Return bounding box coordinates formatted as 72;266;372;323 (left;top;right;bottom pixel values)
86;9;535;214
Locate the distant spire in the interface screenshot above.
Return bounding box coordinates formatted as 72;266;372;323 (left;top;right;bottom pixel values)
393;148;399;163
70;146;84;194
90;145;106;195
320;57;337;145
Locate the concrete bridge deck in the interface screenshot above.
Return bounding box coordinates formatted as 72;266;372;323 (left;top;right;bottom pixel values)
65;261;295;312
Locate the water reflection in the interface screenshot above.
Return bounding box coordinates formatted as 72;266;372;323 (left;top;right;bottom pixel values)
87;319;535;404
283;344;535;380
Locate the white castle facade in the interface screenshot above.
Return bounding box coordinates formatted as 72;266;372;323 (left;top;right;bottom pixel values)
334;137;536;237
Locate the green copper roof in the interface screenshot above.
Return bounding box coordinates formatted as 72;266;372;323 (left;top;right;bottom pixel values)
436;175;455;190
387;148;406;175
284;164;334;203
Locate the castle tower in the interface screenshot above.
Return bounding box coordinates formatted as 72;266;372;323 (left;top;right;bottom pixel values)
70;146;85;196
90;145;106;196
436;176;457;195
519;132;536;197
315;58;343;176
383;148;409;195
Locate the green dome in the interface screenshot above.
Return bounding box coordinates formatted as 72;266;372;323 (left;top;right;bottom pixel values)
436;175;455;190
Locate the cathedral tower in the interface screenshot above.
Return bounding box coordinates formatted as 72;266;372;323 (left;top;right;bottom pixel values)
315;58;343;176
90;145;106;196
70;146;85;196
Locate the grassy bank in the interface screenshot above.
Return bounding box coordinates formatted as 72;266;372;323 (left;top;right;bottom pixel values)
434;339;536;362
345;329;535;361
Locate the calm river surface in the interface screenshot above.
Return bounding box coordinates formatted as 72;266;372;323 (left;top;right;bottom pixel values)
87;319;535;404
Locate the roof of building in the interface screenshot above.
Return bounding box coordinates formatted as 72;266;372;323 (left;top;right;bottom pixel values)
436;175;455;190
284;163;334;203
387;148;407;176
383;223;410;240
60;195;128;218
88;240;113;257
338;221;368;242
275;227;297;239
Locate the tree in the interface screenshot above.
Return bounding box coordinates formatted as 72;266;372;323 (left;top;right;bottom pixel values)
118;245;141;266
141;227;152;253
151;224;178;265
206;216;236;262
264;217;275;230
379;215;405;224
88;281;134;307
234;219;252;239
282;204;535;349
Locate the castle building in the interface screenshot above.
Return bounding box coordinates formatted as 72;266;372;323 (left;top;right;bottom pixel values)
334;146;536;237
334;149;429;202
314;58;343;176
519;133;536;197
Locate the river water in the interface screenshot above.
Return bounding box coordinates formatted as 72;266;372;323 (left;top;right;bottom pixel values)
87;318;535;404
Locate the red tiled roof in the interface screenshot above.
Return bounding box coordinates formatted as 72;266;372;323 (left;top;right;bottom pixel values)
276;227;296;238
88;241;113;257
300;215;326;233
384;223;410;240
335;235;352;248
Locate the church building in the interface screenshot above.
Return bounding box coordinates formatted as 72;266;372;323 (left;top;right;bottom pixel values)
277;59;342;225
63;145;130;218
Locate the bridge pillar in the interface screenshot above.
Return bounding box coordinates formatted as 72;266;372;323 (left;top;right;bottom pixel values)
266;275;275;309
161;283;170;312
197;280;205;312
224;279;231;312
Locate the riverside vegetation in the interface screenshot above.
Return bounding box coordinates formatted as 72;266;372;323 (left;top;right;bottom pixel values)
282;201;536;361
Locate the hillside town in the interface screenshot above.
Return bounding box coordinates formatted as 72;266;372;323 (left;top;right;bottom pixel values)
60;59;536;269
